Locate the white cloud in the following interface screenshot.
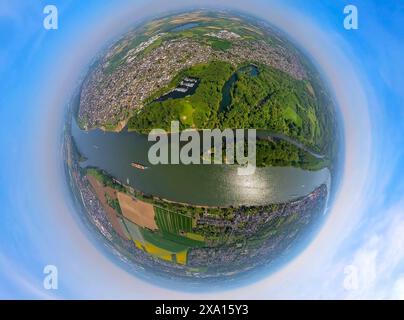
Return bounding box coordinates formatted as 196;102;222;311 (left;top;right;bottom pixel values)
344;201;404;299
392;276;404;299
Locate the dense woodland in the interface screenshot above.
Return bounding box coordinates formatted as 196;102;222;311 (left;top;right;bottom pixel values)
128;61;335;169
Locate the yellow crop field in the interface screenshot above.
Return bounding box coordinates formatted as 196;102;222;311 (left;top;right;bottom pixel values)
144;242;173;262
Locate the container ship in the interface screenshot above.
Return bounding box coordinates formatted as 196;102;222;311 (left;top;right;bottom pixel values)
131;162;148;170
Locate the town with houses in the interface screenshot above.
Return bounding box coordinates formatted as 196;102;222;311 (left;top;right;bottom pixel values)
79;28;307;130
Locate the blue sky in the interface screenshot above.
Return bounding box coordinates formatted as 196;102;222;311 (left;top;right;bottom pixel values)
0;0;403;299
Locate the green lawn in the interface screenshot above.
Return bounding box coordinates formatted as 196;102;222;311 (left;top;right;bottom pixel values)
141;228;190;253
179;101;194;126
154;206;193;235
161;231;205;247
207;38;232;51
284;106;302;128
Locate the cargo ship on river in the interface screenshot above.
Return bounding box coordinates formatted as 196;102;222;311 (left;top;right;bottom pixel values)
131;162;148;170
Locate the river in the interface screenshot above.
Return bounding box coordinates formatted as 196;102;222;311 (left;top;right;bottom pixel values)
72;119;330;207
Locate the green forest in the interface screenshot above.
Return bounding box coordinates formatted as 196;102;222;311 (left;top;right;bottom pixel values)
127;60;334;168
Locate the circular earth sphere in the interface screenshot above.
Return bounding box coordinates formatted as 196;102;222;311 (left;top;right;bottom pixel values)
65;10;340;283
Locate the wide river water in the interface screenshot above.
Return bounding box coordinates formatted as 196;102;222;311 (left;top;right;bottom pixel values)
72;119;330;207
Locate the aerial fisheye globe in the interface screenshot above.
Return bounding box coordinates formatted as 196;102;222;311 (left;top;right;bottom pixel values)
64;10;340;283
